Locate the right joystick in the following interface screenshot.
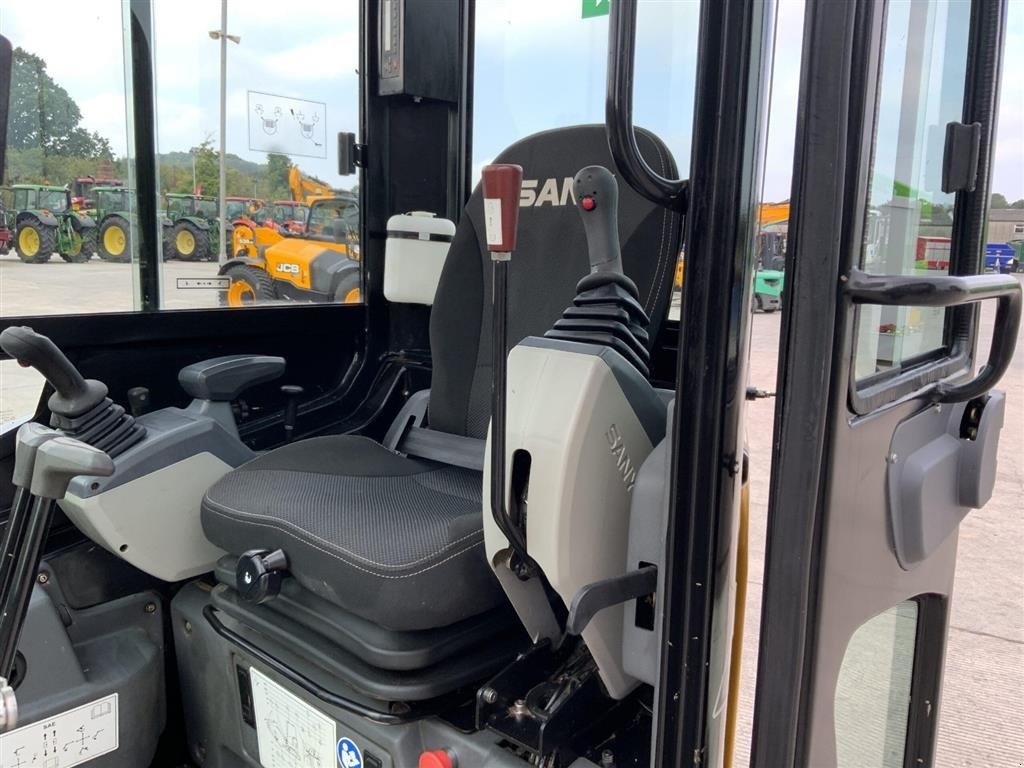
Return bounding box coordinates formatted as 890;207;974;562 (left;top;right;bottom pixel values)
543;165;652;377
573;165;624;275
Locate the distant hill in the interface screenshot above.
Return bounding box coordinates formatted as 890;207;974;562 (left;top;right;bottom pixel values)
159;151;265;176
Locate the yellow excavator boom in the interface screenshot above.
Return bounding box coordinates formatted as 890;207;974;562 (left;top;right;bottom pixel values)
758;201;790;228
287;166;334;204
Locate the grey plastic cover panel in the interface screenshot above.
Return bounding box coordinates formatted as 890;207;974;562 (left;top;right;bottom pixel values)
621;401;673;685
886;390;1005;569
519;336;666;444
66;405;255;497
12;580;165;767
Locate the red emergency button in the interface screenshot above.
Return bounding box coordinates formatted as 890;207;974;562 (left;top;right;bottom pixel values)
581;196;597;211
419;749;456;768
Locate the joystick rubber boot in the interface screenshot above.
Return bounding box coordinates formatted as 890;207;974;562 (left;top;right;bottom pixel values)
545;166;652;376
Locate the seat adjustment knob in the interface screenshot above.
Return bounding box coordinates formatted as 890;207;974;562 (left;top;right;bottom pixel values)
236;549;288;604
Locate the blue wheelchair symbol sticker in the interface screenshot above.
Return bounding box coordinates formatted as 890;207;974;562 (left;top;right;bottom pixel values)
338;737;363;768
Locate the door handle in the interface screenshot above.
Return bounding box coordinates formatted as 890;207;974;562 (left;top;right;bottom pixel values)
844;268;1022;403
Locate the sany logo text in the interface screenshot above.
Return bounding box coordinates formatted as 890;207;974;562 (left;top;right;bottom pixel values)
520;177;574;207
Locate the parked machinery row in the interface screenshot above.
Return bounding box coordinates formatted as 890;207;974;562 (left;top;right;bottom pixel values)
0;188;322;264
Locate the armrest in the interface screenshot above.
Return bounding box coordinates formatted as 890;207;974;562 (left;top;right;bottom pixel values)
178;355;286;402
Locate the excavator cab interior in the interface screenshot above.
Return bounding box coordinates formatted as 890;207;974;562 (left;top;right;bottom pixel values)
0;1;1018;768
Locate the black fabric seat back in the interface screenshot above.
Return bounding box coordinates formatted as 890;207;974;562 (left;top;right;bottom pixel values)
429;125;682;439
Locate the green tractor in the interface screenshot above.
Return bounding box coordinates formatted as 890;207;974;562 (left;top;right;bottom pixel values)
164;193;225;261
11;184;97;263
94;186;134;262
93;186;178;263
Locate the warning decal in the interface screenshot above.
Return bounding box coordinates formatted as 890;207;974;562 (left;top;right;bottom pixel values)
0;693;118;767
250;667;337;768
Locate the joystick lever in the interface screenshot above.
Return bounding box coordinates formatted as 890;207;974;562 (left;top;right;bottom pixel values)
544;165;653;377
573;165;624;275
0;326;146;457
0;326;107;418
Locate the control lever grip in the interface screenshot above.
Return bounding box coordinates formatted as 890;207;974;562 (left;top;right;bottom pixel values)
0;326;107;417
573;165;623;275
481;164;524;254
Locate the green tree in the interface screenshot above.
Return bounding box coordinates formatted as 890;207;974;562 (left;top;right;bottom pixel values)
191;138;219;196
1010;199;1024;210
264;153;293;201
226;167;254;197
7;47;112;159
990;192;1008;209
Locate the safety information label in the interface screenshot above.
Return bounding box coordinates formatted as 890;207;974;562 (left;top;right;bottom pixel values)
483;198;503;247
250;667;337;768
0;693;118;768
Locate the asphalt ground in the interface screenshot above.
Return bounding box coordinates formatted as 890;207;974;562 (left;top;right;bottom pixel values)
0;253;1021;766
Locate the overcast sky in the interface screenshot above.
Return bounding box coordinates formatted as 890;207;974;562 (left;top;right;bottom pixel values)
0;0;1020;202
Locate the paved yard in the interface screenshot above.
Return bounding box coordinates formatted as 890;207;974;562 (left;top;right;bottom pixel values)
0;253;1021;765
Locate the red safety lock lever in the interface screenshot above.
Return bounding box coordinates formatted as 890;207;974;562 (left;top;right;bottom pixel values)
481;164;524;257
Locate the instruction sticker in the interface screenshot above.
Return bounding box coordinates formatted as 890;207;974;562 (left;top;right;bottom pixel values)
176;277;231;290
250;667;337;768
0;693;118;767
483;198;503;247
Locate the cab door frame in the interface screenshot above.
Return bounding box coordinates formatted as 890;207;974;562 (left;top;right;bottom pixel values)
635;0;776;764
751;1;1015;766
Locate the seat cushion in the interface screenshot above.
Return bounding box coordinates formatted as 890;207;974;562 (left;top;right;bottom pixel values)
201;435;503;631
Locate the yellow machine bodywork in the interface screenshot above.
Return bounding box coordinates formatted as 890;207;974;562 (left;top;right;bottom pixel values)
231;224;351;288
260;238;352;291
231;221;283;260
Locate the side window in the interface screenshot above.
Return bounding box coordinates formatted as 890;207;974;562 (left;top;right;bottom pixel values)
151;3;361;310
853;0;971;381
472;2;699;321
0;3;362;318
834;601;918;768
1;8;134;314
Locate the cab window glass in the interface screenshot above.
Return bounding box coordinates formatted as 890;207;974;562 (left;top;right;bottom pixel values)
152;0;361;309
0;5;134;315
0;1;362;318
473;1;698;172
473;1;698;322
835;601;918;768
854;0;970;381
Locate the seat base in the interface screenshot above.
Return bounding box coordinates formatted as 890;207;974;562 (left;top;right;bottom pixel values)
171;582;536;768
213;557;522;673
210;585;525;706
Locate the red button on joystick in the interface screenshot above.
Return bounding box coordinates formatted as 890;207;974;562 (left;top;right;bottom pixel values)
581;196;597;211
419;749;455;768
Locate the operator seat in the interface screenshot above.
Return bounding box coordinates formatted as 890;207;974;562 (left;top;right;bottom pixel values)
201;125;682;632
